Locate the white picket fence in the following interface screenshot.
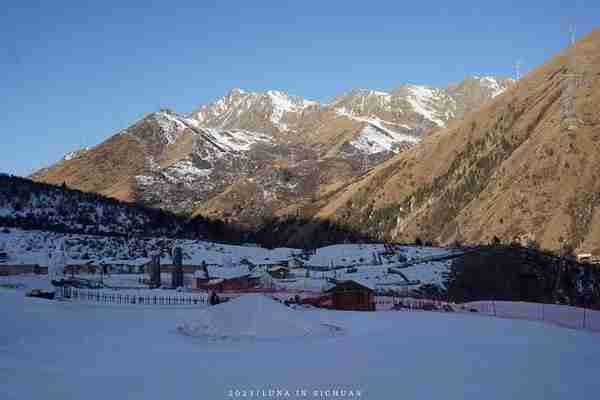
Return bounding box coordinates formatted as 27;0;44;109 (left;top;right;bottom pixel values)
58;287;209;306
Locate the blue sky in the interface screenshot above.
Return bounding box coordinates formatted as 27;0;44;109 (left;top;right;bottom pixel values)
1;0;598;177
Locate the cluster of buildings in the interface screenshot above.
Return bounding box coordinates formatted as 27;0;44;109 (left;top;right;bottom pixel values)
1;245;389;311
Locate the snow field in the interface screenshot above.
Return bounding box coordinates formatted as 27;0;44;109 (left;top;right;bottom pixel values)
1;289;599;400
177;294;341;339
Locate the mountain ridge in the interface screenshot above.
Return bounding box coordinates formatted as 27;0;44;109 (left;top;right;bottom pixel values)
285;28;600;253
31;75;514;229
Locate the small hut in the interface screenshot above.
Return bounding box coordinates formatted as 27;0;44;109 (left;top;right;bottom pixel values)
326;279;376;311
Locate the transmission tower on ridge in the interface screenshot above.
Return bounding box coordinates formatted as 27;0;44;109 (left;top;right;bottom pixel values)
561;24;589;130
514;60;523;81
569;25;576;46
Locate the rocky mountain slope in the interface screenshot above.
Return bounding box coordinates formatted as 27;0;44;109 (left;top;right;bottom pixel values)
31;77;512;227
292;28;600;254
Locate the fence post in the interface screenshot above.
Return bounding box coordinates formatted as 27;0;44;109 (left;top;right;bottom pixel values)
583;307;587;330
541;303;545;321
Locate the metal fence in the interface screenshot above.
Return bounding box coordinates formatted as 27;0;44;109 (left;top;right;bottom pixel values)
57;287;209;306
375;296;600;333
463;300;600;332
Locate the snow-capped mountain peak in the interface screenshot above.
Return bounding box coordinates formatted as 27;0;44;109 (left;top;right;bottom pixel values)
473;76;515;98
34;75;515;226
193;89;319;132
396;84;456;127
151;110;194;145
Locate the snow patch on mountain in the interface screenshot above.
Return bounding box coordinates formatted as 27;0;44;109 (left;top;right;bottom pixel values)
135;175;158;186
63;147;90;161
350;123;420;154
193;89;318;132
475;76;513;98
63;152;77;161
153;111;193;145
335;108;420;154
369;90;391;97
151;110;272;160
200;128;272;153
403;85;453;127
266;90;317;131
162;160;212;183
331;89;393;114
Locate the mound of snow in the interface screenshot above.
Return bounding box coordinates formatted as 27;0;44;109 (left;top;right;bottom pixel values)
177;294;340;339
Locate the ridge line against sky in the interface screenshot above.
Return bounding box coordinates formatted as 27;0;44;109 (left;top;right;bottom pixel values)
1;0;598;177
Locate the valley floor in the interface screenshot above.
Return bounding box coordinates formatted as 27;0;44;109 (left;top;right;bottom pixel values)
1;289;600;400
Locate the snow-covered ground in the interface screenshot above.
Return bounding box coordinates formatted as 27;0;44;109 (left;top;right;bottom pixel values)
178;294;340;339
304;243;452;266
1;289;599;400
0;228;450;267
0;229;454;292
0;227;301;267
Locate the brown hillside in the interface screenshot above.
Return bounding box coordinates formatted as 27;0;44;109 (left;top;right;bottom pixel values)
300;28;600;253
30;116;200;202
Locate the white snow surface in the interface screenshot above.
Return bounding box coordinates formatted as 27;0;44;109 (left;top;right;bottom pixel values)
161;160;212;183
350;123;420;154
201;127;271;153
266;90;317;131
134;175;158;186
1;289;599;399
194;89;318;132
153;111;190;145
151;111;271;158
334;108;420;154
307;243;451;266
0;229;458;292
403;85;453;127
177;294;340;339
474;76;513;98
62;147;90;161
